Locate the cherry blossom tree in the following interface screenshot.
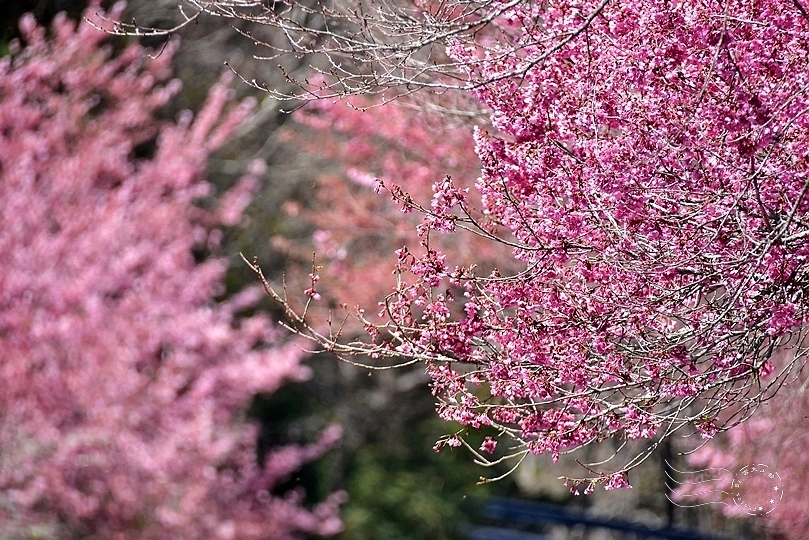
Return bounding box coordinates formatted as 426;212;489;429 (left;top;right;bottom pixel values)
235;0;809;494
112;0;809;506
0;8;343;539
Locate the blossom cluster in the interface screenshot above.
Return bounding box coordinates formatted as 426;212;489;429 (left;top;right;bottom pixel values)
401;0;809;487
284;0;809;492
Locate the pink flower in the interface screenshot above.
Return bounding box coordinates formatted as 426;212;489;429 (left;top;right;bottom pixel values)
0;10;341;537
480;437;497;454
603;472;631;491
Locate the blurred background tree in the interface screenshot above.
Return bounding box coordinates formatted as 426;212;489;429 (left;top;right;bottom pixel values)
0;5;342;538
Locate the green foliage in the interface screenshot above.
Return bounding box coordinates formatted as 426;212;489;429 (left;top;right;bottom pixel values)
252;369;517;540
340;420;501;540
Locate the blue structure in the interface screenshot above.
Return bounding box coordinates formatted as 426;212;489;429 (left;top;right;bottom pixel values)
468;498;749;540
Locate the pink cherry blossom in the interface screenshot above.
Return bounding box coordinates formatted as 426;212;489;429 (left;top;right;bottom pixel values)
261;0;809;497
0;9;341;538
